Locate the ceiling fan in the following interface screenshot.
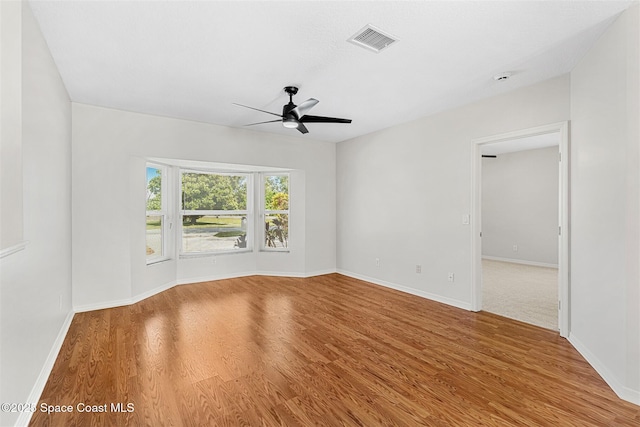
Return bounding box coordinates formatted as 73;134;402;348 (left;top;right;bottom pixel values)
233;86;352;134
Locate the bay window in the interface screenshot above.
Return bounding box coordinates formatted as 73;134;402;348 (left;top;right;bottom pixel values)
180;170;252;254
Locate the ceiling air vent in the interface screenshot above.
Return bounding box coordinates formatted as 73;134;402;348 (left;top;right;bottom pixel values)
348;24;398;53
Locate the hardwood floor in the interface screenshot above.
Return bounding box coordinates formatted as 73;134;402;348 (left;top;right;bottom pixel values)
31;274;639;426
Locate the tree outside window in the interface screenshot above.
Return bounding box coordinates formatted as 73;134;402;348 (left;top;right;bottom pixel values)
181;172;251;253
146;164;167;262
264;174;289;249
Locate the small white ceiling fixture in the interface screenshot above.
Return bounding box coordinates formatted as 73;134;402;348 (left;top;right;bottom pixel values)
348;24;398;53
494;72;512;81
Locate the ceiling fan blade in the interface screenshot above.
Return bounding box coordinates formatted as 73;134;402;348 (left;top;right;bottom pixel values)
297;122;309;134
232;103;282;118
244;119;282;126
292;98;319;119
299;114;352;124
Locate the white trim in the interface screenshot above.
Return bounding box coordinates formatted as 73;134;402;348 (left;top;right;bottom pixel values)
0;240;28;259
74;280;177;313
179;249;253;258
569;333;640;405
181;210;249;216
74;270;337;314
176;272;256;285
15;311;74;427
131;280;176;305
73;297;134;313
336;269;471;311
482;255;558;269
254;271;306;278
303;269;337;277
471;121;570;338
252;270;335;278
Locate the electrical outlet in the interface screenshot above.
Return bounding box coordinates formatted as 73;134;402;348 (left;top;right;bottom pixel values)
416;265;422;273
448;273;454;282
513;245;518;252
375;258;380;267
212;256;217;265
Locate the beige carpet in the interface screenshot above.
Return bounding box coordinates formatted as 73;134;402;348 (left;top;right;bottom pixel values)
482;259;558;331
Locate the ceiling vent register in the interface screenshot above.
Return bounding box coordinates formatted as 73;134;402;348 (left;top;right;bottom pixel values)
348;24;398;53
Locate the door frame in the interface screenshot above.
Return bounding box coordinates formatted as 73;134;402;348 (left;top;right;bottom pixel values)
471;121;570;337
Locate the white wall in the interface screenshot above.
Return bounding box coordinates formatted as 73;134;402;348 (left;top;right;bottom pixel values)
0;2;72;426
337;75;570;309
72;104;336;310
570;3;640;404
0;0;24;252
482;146;559;266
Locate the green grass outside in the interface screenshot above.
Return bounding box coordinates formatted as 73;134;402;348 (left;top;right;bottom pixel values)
146;215;243;230
183;216;242;229
146;218;161;230
214;231;246;238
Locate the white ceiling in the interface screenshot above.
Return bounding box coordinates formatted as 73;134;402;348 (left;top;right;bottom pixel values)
28;0;634;143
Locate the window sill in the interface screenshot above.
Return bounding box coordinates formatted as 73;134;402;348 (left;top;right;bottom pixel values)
146;257;171;266
179;249;253;259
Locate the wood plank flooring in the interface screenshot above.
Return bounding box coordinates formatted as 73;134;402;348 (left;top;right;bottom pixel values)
31;274;639;426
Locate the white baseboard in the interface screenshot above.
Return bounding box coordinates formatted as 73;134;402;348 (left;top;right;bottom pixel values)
73;296;135;313
254;271;307;278
568;333;640;405
482;255;558;268
131;280;178;305
303;269;337;277
253;269;337;278
176;271;256;285
336;269;471;311
15;311;75;427
74;269;337;314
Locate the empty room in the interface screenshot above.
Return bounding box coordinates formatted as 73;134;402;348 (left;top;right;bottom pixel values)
1;1;639;426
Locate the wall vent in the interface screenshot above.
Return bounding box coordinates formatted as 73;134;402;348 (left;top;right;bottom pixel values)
348;24;398;53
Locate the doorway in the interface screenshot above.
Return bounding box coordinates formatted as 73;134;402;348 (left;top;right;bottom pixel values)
481;138;559;330
471;122;569;337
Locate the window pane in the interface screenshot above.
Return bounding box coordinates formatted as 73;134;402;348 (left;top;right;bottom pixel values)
146;215;164;259
182;215;248;252
265;213;288;249
182;173;247;211
265;175;289;210
146;167;162;210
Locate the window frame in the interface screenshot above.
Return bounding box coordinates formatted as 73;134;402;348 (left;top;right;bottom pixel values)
179;168;253;256
261;173;290;252
146;162;170;264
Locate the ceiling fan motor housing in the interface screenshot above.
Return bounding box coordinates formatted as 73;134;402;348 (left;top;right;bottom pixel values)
284;86;299;96
282;99;299;128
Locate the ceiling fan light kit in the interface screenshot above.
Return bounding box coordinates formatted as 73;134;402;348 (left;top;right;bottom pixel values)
234;86;352;135
282;118;299;129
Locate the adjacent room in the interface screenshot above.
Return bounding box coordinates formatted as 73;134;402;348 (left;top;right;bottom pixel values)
480;134;561;331
1;1;639;426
